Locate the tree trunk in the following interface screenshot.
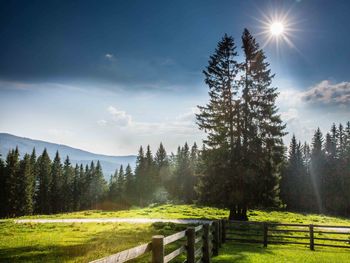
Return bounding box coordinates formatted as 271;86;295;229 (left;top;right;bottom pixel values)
229;205;248;221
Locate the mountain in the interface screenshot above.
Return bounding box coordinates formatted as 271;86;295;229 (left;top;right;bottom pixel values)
0;133;136;180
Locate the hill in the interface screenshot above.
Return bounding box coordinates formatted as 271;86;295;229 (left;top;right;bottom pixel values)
0;133;136;179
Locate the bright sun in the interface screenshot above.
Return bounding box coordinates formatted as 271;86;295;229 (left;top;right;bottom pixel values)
270;22;284;36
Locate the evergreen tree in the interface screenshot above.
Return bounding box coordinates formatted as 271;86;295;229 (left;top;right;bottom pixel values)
124;164;135;204
5;147;20;216
35;149;52;214
62;156;74;212
73;164;80;211
0;153;5;217
17;154;35;215
196;31;285;220
50;151;62;213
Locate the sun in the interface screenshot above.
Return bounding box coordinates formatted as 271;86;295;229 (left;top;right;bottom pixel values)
270;22;284;36
254;8;300;51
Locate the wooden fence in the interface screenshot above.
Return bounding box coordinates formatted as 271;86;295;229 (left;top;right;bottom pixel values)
90;220;224;263
225;220;350;250
90;219;350;263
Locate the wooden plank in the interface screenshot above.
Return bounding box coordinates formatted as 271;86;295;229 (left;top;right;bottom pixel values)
195;225;203;232
164;230;187;245
314;231;350;235
314;243;350;249
90;242;152;263
313;225;350;229
268;235;310;240
226;232;263;237
314;237;350;242
268;240;309;245
269;229;309;233
164;246;186;263
268;223;309;227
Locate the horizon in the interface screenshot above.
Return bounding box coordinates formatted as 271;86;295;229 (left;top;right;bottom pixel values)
1;0;350;155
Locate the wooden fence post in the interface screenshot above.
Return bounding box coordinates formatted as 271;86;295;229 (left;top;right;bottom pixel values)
309;224;314;251
152;235;164;263
213;221;220;256
263;223;268;248
218;220;222;248
203;224;212;263
221;220;226;243
186;227;196;263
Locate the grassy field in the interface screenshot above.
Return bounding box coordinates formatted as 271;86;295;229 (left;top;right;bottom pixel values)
1;204;350;262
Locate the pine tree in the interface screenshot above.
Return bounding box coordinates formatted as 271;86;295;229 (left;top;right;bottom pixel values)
73;164;80;211
50;151;62;213
124;164;135;204
196;31;285;220
62;156;74;212
310;128;324;213
35;149;52;214
0;153;5;217
17;154;35;215
5;147;20;216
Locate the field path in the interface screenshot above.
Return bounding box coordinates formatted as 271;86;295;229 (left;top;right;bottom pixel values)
15;218;210;224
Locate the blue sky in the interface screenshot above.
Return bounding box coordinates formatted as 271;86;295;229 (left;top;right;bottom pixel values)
0;0;349;155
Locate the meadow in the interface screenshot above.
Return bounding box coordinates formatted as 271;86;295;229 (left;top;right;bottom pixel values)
1;205;350;262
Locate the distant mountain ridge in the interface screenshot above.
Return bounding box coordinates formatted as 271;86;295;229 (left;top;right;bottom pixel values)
0;133;136;180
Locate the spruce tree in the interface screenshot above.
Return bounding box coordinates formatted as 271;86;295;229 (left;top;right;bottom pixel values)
17;154;34;215
35;149;52;214
196;31;285;220
50;151;62;213
62;156;74;212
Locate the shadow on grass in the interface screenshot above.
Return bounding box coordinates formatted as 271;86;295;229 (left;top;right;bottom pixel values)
213;242;274;263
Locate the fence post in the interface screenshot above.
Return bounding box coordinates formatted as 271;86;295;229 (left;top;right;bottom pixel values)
213;221;220;256
152;235;164;263
263;223;268;248
203;224;212;263
187;227;196;263
221;220;226;243
218;220;222;248
309;224;314;251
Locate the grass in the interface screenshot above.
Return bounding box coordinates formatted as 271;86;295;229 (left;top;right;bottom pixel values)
0;221;186;263
213;243;350;263
1;204;350;262
17;204;350;226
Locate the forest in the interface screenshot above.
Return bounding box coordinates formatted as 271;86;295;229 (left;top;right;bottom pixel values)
0;122;349;218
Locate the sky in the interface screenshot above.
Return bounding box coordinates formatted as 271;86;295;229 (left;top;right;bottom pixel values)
0;0;349;155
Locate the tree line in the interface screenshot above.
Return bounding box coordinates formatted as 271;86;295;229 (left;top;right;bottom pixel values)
0;148;107;217
0;142;200;217
281;122;350;216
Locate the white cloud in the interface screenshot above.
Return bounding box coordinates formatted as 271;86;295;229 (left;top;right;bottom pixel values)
301;80;350;106
107;106;132;127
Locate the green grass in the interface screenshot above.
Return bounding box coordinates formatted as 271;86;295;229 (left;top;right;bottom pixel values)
17;204;350;226
2;204;350;262
0;221;186;263
213;243;350;263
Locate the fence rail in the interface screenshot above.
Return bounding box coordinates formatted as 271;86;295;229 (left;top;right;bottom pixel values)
90;219;350;263
225;220;350;250
90;220;224;263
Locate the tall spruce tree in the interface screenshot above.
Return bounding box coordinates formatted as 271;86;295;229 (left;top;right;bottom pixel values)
35;149;52;214
17;154;35;215
50;151;62;213
196;31;285;220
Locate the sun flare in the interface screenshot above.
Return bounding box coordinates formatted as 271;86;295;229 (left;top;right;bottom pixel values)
270;22;284;36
